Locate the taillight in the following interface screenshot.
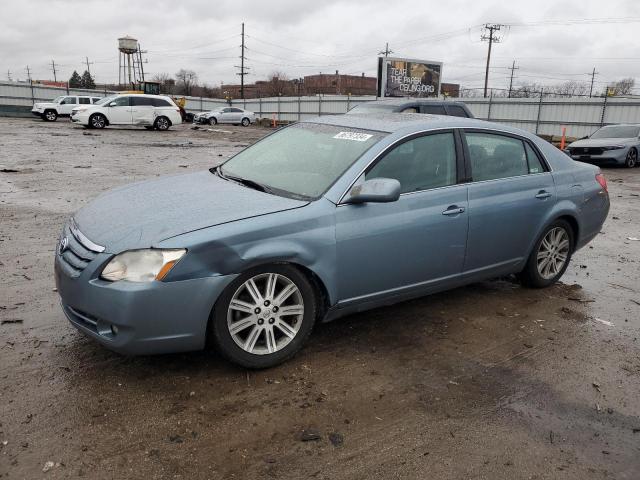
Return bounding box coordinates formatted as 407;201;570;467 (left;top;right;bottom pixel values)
595;173;608;192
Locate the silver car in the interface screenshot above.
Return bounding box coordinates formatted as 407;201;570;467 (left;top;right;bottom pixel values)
193;107;256;126
566;124;640;168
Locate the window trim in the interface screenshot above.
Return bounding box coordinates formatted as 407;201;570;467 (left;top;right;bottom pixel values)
460;128;551;184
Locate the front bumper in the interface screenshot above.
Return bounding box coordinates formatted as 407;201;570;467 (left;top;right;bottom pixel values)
192;116;210;125
55;253;236;355
31;109;43;116
570;148;628;166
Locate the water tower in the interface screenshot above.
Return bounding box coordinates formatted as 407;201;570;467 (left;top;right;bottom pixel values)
118;36;145;87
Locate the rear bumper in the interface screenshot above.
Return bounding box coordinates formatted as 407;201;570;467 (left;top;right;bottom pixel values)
55;254;236;355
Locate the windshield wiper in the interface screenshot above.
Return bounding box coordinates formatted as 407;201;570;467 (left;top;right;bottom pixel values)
225;173;274;194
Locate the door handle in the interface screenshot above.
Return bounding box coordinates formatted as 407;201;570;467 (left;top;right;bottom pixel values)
442;206;465;216
535;190;552;199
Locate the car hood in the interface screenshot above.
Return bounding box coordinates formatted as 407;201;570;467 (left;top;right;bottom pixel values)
34;102;57;108
73;170;308;253
568;138;635;148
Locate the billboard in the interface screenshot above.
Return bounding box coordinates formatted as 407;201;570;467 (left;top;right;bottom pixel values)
377;57;443;98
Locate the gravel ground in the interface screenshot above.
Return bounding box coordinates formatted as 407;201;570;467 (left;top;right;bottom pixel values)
1;117;639;479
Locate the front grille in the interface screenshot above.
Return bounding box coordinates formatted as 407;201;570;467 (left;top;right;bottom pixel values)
57;220;104;278
570;147;604;156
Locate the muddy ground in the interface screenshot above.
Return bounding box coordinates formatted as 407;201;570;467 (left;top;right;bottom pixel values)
1;117;639;479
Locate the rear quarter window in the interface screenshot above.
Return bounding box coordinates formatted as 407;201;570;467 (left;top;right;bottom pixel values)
152;98;172;107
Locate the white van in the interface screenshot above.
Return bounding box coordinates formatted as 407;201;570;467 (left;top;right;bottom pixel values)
70;94;182;130
32;95;103;121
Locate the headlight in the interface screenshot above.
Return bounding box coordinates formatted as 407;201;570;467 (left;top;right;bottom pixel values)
101;249;186;282
602;146;625;151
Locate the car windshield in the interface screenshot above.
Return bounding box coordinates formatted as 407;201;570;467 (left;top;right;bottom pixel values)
95;95;117;106
590;125;640;139
348;103;397;113
219;123;385;199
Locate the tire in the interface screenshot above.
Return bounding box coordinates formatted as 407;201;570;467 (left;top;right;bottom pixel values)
520;219;574;288
154;116;170;131
208;117;217;126
210;264;317;369
241;117;250;127
43;110;57;122
624;148;637;168
89;113;106;129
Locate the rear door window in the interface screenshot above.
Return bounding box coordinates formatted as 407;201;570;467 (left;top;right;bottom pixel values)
131;97;155;106
78;97;91;104
421;105;446;115
446;105;469;118
465;132;528;181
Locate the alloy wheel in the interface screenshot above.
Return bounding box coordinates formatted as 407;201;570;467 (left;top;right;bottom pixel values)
536;227;570;280
626;149;637;168
227;273;304;355
45;111;57;121
156;117;169;130
91;115;105;128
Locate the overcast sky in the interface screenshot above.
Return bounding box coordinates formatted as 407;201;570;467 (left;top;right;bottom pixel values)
2;0;640;94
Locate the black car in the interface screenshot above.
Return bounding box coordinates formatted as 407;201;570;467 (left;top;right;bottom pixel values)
347;98;474;118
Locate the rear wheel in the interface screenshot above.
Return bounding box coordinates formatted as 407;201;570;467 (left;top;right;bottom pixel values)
89;113;106;129
208;117;217;126
43;110;57;122
210;264;317;369
520;219;574;288
625;148;637;168
154;116;170;131
241;117;250;127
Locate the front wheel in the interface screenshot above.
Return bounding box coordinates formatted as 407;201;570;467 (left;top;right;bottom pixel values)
43;110;57;122
241;117;250;127
208;117;217;126
625;148;637;168
89;113;106;129
154;116;170;131
520;220;574;288
210;265;317;369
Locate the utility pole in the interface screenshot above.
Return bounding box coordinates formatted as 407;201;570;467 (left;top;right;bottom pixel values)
235;22;248;99
50;60;57;82
379;42;393;57
7;69;12;82
85;56;93;76
589;67;599;97
507;60;519;98
25;65;32;82
481;24;503;98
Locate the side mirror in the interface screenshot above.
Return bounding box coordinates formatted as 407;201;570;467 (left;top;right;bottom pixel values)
108;101;117;107
345;178;401;204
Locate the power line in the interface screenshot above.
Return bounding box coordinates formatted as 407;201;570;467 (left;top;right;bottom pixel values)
481;23;504;97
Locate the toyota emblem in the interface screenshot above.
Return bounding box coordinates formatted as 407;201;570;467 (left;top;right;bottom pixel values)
58;236;69;255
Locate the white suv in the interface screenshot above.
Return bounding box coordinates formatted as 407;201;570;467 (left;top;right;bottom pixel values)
32;95;102;122
70;94;182;130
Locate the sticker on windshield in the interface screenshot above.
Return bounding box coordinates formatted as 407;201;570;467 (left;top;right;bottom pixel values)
333;131;373;142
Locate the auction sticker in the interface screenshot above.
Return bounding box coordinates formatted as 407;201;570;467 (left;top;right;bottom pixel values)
333;131;373;142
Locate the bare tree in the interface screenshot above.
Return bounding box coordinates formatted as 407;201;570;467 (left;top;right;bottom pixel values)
606;77;635;96
175;69;198;96
550;80;590;97
264;71;291;96
152;73;175;94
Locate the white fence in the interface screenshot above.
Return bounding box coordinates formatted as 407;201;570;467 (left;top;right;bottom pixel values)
3;80;640;138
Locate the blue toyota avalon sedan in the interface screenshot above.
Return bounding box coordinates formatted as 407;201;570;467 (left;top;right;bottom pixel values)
55;114;609;368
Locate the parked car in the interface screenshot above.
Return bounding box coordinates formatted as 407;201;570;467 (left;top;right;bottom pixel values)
565;124;640;168
193;107;256;126
55;114;609;368
70;94;182;130
347;98;474;118
32;95;102;122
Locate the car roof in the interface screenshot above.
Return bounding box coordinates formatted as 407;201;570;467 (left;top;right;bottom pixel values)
358;98;468;106
304;112;501;134
113;93;172;99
